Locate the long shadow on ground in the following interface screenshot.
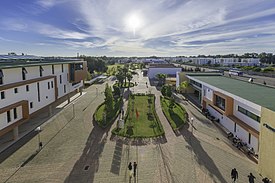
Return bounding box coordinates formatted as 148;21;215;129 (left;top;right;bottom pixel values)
64;120;111;183
179;124;227;183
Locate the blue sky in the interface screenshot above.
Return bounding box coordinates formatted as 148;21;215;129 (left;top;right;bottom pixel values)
0;0;275;56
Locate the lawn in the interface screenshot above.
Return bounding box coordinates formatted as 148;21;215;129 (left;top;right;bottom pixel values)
160;97;187;130
94;98;122;128
112;94;164;138
113;82;134;88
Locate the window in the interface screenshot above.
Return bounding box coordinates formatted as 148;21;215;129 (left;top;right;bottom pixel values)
14;88;18;94
30;102;33;108
248;133;251;144
1;91;5;99
48;82;50;89
238;106;261;122
37;83;40;102
13;108;17;119
215;95;225;111
51;81;54;88
64;85;66;93
52;65;55;74
39;66;44;77
7;111;11;123
61;64;64;72
0;69;3;85
234;123;236;132
26;85;29;92
22;67;27;80
75;63;83;70
59;75;62;84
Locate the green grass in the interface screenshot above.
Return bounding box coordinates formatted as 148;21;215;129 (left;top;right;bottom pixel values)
94;98;122;128
112;95;164;138
160;97;187;130
113;82;134;88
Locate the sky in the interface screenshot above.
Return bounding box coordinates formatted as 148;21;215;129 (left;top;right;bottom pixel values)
0;0;275;57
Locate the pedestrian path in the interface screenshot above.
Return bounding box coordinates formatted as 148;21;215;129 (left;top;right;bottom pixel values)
0;71;262;183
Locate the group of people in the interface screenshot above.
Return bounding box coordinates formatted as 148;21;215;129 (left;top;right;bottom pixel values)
128;162;137;180
231;168;271;183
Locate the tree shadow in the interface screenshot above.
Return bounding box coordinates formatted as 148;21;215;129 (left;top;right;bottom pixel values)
64;120;111;183
110;139;123;175
168;110;184;128
179;126;227;183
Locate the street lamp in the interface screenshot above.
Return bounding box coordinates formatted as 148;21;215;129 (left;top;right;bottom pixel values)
73;102;75;118
35;126;42;150
190;117;194;134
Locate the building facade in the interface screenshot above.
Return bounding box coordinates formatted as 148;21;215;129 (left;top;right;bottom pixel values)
148;64;182;79
176;72;275;180
0;58;87;139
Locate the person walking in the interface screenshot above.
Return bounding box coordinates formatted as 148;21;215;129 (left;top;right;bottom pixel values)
248;173;256;183
128;162;133;179
133;162;137;177
231;168;238;182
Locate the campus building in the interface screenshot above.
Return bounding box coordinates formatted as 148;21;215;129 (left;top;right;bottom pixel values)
0;56;87;140
176;72;275;180
147;64;182;79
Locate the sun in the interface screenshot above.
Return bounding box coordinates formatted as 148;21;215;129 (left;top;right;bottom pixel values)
125;13;143;36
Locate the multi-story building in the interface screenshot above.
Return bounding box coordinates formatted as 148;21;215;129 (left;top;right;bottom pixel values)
240;58;260;66
0;56;87;140
191;58;214;65
176;72;275;180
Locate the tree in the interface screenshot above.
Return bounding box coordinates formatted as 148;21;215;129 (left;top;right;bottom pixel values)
113;85;121;96
122;65;129;86
169;98;175;111
104;83;114;117
86;71;92;81
178;81;189;94
161;85;172;97
116;69;124;87
126;72;133;87
156;73;167;86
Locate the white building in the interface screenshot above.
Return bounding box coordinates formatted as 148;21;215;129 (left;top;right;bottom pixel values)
214;58;240;66
0;57;87;139
177;72;275;153
240;58;260;66
191;58;214;65
147;64;182;79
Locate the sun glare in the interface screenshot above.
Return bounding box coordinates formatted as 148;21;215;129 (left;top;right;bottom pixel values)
125;13;143;36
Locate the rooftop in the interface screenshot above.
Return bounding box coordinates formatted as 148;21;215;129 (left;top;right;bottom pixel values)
149;64;178;68
189;75;275;111
0;57;84;69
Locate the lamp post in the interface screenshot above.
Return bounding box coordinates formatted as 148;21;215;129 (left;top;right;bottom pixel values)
72;102;75;119
190;117;194;134
35;126;42;150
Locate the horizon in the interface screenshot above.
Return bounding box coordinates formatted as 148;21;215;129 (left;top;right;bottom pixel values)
1;0;275;57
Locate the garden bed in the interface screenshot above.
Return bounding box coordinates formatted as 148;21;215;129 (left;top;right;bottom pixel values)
160;96;187;131
93;97;122;128
112;94;164;138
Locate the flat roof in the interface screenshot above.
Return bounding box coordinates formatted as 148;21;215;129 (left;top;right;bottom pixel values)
149;64;178;68
0;59;84;69
189;75;275;111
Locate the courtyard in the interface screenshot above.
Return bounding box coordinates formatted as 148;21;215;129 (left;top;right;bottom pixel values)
0;71;261;183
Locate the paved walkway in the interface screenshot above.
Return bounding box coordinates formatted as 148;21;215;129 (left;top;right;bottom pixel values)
0;72;261;183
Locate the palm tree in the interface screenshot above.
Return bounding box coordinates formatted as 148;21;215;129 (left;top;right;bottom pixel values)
122;65;129;86
156;73;167;86
126;72;133;87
